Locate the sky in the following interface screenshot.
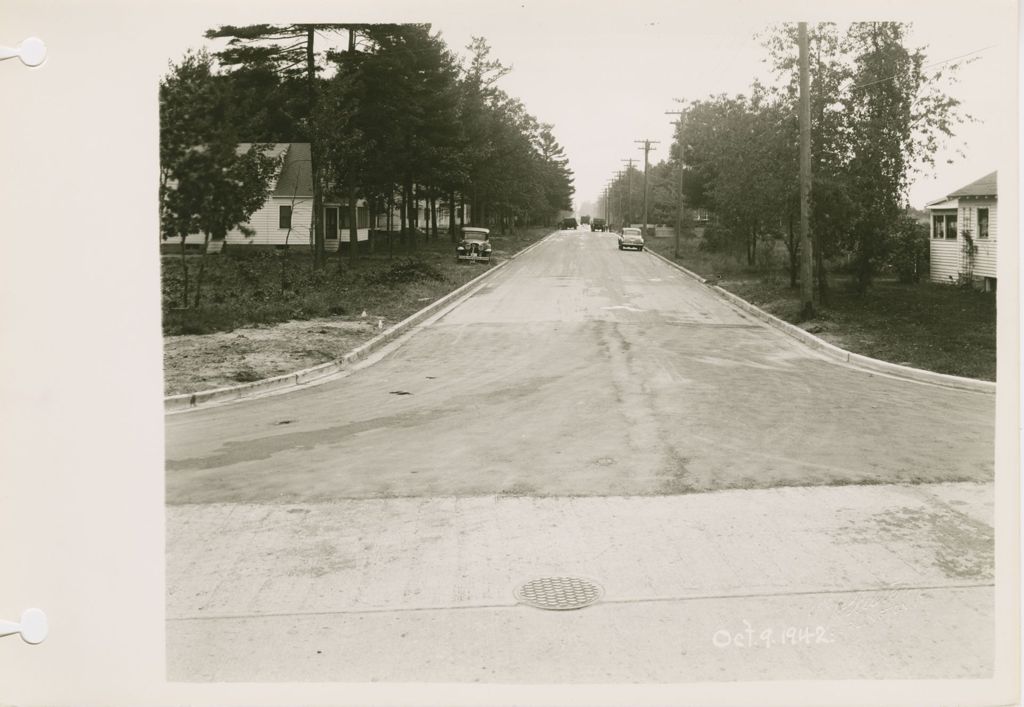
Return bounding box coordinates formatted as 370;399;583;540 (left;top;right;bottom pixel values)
156;0;1016;212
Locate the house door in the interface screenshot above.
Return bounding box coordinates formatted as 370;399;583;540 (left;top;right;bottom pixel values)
325;207;339;240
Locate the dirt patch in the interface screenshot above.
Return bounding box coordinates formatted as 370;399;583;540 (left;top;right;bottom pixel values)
164;317;380;395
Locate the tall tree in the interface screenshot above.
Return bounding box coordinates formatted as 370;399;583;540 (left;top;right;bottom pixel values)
205;24;351;269
159;50;276;307
762;22;968;293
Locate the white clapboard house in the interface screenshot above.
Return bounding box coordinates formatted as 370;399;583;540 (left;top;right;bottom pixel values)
926;171;997;291
162;143;371;253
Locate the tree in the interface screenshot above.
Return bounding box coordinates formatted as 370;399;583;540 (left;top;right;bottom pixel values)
762;22;968;293
676;91;797;267
159;50;277;307
205;24;352;270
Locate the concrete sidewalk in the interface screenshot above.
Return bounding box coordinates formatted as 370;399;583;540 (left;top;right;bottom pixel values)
167;481;993;682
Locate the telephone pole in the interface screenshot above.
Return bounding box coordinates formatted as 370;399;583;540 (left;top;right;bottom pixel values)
798;22;814;319
635;140;659;236
620;159;636;227
666;108;686;258
613;171;624;228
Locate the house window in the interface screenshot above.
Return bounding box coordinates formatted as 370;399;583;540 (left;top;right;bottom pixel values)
358;205;369;229
978;208;989;239
945;213;957;239
279;205;292;229
932;215;943;239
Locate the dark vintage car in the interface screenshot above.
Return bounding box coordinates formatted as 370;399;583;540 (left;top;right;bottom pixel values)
560;217;578;230
456;227;492;263
592;218;607;232
618;227;645;251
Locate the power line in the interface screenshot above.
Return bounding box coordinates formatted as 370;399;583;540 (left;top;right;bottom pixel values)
848;43;994;91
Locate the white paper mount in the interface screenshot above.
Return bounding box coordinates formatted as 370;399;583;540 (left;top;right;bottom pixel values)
0;609;48;644
0;37;46;67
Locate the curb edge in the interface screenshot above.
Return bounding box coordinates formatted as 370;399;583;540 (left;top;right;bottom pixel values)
646;247;995;395
165;230;557;412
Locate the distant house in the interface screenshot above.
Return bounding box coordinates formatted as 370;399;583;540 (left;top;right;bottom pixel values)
926;171;997;290
162;143;372;253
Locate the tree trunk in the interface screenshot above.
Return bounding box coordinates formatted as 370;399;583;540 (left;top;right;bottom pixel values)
193;233;211;309
372;193;380;255
348;188;359;267
448;190;457;242
307;27;325;270
459;194;466;230
406;177;417;252
399;182;408;249
179;236;189;308
430;193;438;240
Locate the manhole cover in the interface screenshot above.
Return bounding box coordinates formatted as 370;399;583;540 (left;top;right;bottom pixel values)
514;576;603;610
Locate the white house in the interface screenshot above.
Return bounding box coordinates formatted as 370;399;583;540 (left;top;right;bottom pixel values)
926;171;997;290
163;142;469;253
163;143;372;253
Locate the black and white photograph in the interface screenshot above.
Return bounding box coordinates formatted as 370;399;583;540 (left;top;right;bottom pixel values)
0;0;1019;704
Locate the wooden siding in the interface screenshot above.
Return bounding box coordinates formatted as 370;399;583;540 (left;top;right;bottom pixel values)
224;197;372;246
928;198;997;283
962;199;997;278
930;239;961;284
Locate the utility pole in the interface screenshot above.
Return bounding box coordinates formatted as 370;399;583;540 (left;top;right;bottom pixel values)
620;159;636;227
798;22;814;319
666;108;686;258
635;139;659;236
612;171;624;228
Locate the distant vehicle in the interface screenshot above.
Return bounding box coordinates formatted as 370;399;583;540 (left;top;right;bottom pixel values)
592;218;607;232
560;217;578;230
456;227;492;263
580;215;591;225
618;227;644;251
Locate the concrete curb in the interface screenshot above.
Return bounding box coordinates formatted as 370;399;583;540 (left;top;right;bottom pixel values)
165;230;557;413
646;248;995;394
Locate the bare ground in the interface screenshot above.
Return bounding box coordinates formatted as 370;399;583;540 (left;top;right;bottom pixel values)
163;316;387;395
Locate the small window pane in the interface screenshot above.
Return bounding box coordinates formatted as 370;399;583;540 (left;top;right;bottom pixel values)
978;208;989;239
945;214;958;239
932;215;943;239
279;205;292;229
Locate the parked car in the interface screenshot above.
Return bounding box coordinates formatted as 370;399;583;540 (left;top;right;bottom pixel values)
560;217;578;230
456;227;492;263
592;218;607;232
618;227;644;251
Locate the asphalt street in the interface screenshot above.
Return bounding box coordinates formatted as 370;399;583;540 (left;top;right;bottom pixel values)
165;228;995;682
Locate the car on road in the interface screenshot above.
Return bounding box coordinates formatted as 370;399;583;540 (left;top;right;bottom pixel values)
456;227;492;263
618;227;644;251
560;217;578;230
592;218;607;232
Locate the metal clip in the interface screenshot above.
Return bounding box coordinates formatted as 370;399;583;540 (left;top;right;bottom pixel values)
0;37;46;67
0;609;48;644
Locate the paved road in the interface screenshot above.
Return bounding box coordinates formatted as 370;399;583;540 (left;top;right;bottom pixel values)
166;229;995;682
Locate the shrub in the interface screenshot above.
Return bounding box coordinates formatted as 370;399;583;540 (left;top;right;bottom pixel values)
888;215;929;284
699;224;733;253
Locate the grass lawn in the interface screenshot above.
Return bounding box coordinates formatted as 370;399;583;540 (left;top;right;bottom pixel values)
162;227;551;394
645;233;996;381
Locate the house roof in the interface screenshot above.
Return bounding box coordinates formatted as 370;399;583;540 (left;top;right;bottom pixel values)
274;143;313;198
236;142;313;199
947;171;997;199
925;197;957;211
